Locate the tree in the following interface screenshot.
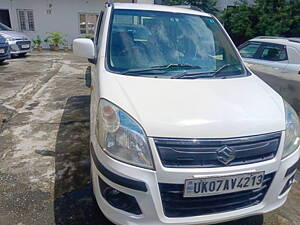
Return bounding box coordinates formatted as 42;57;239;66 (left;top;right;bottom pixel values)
168;0;219;15
222;3;257;44
285;0;300;37
254;0;294;36
222;0;300;45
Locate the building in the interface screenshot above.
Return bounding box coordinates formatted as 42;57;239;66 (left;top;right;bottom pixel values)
0;0;153;47
216;0;253;10
0;0;250;48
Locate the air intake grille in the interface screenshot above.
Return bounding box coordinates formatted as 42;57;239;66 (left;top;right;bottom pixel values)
16;41;31;50
159;172;275;218
154;132;281;168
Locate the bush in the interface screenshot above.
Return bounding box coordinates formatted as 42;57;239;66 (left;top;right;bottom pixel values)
222;3;257;45
222;0;300;45
80;34;94;39
45;32;66;47
32;35;43;47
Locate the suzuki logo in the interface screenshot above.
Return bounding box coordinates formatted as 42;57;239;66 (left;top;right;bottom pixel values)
217;146;236;165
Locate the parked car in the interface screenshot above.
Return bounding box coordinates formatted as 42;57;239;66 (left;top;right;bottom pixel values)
73;3;300;225
0;34;10;63
0;22;32;57
238;36;300;77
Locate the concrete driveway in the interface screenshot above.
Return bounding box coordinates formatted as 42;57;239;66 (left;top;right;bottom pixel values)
0;51;299;225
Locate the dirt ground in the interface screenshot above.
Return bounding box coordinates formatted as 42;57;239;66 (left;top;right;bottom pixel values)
0;51;299;225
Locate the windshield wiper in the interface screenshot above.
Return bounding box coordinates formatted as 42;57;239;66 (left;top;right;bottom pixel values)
172;64;242;79
171;70;214;79
121;64;202;74
211;64;241;77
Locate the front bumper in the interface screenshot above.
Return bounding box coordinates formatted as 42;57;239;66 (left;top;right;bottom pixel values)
91;134;299;225
8;40;32;54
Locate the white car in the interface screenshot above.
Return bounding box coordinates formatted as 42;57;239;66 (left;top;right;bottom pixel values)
73;3;300;225
0;23;32;56
239;37;300;78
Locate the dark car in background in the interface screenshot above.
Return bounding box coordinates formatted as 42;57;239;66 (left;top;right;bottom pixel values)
0;22;31;57
0;34;10;63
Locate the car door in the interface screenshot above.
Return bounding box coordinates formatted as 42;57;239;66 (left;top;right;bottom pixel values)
285;45;300;77
253;43;288;77
238;41;263;72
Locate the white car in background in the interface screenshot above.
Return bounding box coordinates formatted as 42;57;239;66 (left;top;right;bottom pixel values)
0;22;32;57
238;37;300;78
73;4;300;225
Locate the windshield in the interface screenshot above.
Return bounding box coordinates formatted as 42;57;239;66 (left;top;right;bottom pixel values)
107;9;245;78
0;23;12;31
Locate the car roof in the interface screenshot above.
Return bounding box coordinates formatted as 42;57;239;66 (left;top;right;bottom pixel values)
250;36;300;48
113;3;212;17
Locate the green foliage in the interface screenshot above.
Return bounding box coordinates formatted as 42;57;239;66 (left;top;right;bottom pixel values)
254;0;294;36
222;3;257;44
80;34;94;39
222;0;300;45
286;0;300;37
32;35;43;47
168;0;219;15
45;32;66;46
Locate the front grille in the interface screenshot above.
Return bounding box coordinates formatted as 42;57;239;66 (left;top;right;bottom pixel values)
154;132;281;168
159;172;275;218
16;41;31;50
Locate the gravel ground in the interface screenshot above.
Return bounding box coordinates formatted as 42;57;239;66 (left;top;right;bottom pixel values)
0;51;299;225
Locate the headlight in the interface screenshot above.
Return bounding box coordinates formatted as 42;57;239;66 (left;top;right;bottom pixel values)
283;101;300;158
96;99;154;169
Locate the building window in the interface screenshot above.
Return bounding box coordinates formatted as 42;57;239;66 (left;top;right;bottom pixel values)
17;9;35;31
79;13;98;34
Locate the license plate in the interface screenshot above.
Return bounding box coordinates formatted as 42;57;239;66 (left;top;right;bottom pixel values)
21;44;30;49
0;49;5;54
184;172;264;197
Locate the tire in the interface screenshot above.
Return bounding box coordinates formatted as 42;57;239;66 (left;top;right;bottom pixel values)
222;215;264;225
0;59;4;63
251;215;264;225
18;53;27;57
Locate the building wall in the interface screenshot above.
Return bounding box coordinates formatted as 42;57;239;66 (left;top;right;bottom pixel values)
0;0;142;47
216;0;254;10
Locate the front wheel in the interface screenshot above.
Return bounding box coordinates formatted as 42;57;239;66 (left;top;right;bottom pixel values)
18;53;27;57
222;215;264;225
0;59;5;63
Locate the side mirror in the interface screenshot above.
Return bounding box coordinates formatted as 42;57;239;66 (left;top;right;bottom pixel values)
73;38;95;62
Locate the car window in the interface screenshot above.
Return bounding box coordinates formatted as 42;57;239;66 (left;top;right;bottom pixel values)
0;23;12;31
239;42;261;58
259;44;287;61
107;9;245;78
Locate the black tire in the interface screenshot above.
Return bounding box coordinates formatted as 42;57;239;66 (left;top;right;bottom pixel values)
18;53;27;57
251;215;264;225
0;59;4;63
221;215;264;225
